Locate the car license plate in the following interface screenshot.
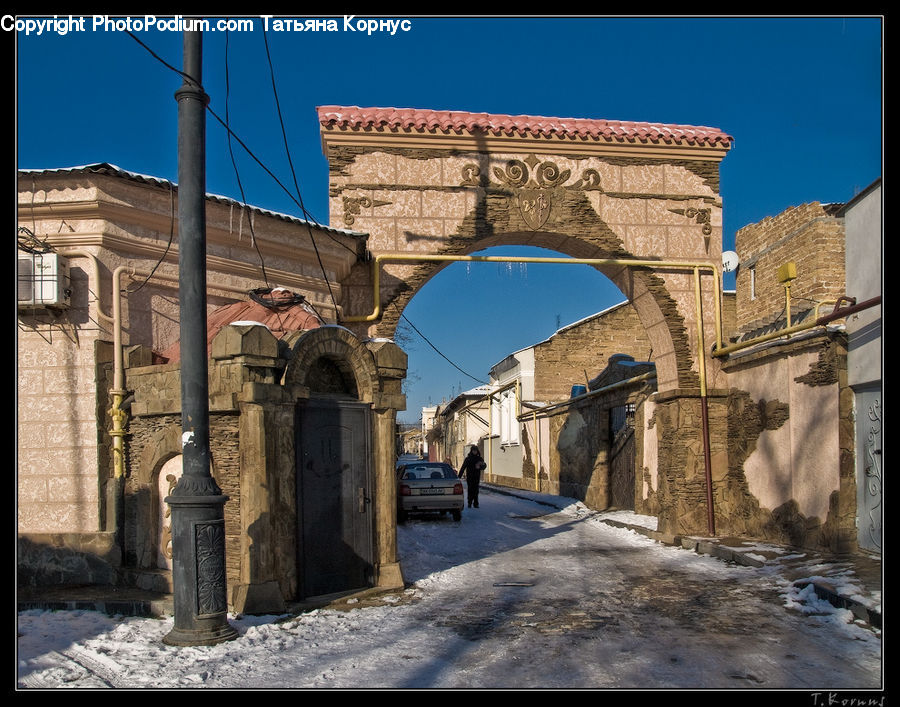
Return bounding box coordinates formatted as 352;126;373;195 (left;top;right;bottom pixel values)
419;488;444;495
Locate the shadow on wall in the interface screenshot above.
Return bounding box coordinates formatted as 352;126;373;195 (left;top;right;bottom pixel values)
555;405;607;507
17;533;121;587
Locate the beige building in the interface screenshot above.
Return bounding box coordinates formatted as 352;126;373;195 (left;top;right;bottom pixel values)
17;163;409;610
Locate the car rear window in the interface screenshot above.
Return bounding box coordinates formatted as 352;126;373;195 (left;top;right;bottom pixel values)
401;465;456;480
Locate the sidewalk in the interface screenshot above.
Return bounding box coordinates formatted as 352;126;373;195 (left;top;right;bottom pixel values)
484;484;883;631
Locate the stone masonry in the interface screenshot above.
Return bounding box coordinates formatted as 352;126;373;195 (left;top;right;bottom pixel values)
734;202;846;333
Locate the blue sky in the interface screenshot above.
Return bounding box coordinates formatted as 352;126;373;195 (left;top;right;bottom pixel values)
15;16;882;422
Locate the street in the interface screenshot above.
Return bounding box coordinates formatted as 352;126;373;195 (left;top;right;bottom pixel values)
17;487;882;690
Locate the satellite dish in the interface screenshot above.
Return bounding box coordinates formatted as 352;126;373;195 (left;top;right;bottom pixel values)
722;251;740;273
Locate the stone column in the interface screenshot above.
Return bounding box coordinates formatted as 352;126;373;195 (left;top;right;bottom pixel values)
366;340;407;589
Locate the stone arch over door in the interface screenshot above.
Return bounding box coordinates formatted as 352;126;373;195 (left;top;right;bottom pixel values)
283;326;380;401
283;325;406;595
320;106;732;393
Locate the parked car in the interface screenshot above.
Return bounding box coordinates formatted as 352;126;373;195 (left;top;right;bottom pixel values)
396;461;464;522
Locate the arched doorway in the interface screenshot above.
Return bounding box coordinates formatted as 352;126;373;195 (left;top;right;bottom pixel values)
284;326;399;598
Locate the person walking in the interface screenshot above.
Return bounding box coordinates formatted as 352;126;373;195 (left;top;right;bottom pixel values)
458;444;486;508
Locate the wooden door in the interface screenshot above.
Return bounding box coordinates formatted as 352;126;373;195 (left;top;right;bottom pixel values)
609;427;636;511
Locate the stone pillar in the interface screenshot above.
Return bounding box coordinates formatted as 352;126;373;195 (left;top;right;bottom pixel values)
366;340;407;589
233;399;295;614
372;407;402;587
209;323;294;614
653;389;729;537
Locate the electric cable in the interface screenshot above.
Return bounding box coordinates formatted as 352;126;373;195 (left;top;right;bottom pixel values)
128;183;176;294
125;30;360;259
261;28;339;318
225;28;270;289
17;226;53;254
400;311;488;386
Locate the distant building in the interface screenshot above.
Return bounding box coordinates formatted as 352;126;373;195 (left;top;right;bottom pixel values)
428;386;492;470
421;405;438;460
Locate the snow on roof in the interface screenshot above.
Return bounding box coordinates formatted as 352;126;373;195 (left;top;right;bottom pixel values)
489;300;631;372
17;163;367;239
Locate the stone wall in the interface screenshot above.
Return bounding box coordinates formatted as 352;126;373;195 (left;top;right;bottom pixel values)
718;333;855;551
546;401;609;507
119;324;408;611
734;202;846;333
533;303;653;401
124;411;243;587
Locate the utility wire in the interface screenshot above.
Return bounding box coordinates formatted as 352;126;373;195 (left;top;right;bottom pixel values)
128;183;176;294
125;30;359;258
224;27;270;289
261;28;339;317
400;312;488;386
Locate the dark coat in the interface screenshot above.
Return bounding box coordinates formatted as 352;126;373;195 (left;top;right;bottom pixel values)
459;451;485;483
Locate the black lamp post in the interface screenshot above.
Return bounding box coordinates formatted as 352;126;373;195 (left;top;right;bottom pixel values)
163;28;238;647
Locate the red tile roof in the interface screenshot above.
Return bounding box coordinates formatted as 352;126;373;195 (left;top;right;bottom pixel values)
318;106;733;148
158;289;321;363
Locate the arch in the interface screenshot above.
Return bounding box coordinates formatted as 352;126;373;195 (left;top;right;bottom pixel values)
283;326;381;402
321;106;729;394
156;455;183;569
371;229;698;391
133;424;182;570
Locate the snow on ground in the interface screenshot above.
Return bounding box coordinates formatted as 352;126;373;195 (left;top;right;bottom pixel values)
16;488;882;690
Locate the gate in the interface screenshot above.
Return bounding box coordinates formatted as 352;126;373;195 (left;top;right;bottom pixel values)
296;398;374;597
856;390;882;553
608;404;636;510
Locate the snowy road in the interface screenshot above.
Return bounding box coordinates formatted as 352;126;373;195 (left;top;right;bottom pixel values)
17;488;882;690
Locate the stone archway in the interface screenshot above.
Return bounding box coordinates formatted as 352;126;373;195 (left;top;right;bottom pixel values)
320;106;733;536
320;106;731;394
283;326;381;401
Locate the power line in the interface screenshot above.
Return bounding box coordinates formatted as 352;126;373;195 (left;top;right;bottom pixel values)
261;28;339;317
400;312;487;386
125;30;360;260
224;28;270;289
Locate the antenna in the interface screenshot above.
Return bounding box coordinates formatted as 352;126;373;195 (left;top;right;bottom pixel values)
722;251;740;273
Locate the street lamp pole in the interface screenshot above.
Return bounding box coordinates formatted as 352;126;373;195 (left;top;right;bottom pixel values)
163;27;237;647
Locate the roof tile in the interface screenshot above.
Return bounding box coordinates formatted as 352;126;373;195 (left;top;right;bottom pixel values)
318;106;733;147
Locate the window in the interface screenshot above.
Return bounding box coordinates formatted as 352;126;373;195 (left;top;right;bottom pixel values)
499;389;519;446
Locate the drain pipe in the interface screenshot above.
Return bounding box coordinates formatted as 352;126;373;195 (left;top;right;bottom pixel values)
57;251;126;541
710;296;881;359
343;253;725;356
694;267;715;536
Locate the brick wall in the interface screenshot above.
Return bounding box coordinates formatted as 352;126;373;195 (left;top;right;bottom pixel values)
534;302;653;401
734;203;845;334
